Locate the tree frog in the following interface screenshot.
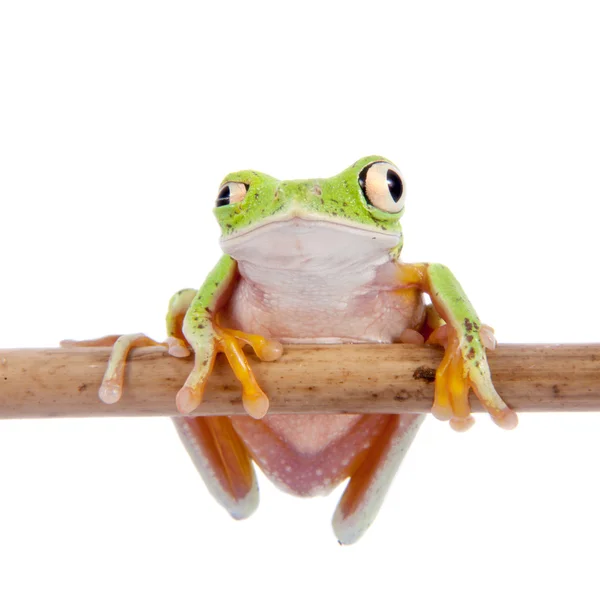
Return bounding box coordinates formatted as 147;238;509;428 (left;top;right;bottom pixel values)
81;156;516;544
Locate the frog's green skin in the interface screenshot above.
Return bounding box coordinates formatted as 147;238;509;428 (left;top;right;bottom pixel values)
216;155;403;242
101;156;516;544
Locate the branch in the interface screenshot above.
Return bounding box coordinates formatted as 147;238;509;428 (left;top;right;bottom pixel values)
0;344;598;419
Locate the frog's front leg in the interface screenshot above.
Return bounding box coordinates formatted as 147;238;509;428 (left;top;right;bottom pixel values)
397;262;517;431
173;255;283;419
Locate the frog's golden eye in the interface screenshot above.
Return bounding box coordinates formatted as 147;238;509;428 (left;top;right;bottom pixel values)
215;182;248;207
358;162;404;214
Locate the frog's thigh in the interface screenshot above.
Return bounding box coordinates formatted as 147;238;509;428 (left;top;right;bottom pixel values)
332;414;424;545
173;416;258;520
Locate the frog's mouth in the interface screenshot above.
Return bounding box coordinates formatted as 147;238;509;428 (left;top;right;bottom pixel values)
220;216;401;269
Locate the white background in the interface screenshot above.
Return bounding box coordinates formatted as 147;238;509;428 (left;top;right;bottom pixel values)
1;1;600;599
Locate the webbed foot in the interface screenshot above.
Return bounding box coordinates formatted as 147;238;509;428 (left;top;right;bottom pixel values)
427;324;517;431
176;323;282;419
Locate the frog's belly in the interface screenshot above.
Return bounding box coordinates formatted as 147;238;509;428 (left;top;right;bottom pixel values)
225;276;424;344
224;276;424;497
230;413;392;496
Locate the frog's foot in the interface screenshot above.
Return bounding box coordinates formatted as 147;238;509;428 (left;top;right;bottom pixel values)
428;326;517;431
176;325;283;420
62;333;183;404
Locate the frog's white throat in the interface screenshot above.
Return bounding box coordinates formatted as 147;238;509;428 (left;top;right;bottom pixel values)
220;217;400;275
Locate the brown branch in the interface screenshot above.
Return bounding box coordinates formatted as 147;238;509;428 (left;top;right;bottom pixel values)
0;344;598;419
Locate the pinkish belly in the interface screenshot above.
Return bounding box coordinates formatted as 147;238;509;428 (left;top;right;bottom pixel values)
225;278;424;343
225;279;424;497
230;413;392;496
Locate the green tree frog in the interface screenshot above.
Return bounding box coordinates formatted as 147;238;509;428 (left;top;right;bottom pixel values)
78;156;516;544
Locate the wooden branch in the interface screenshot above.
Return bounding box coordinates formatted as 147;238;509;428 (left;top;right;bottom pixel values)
0;344;598;419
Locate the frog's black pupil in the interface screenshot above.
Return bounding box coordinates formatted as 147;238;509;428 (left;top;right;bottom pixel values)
387;170;403;203
216;185;231;207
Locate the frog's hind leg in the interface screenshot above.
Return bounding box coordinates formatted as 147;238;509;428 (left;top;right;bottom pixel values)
61;333;168;403
332;414;424;545
173;416;259;519
61;289;198;404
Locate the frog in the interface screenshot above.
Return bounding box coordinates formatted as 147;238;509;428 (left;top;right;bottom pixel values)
67;156;516;544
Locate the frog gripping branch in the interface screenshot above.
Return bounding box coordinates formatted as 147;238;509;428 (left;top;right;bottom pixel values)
70;156;516;544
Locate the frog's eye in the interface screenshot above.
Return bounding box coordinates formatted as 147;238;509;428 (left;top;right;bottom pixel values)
215;182;248;207
359;163;404;214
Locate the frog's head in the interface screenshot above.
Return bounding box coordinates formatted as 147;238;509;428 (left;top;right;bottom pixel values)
214;156;405;263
